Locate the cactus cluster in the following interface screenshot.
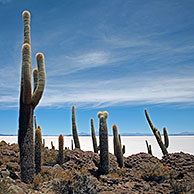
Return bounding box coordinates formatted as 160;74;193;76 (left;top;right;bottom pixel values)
18;10;46;183
145;109;169;155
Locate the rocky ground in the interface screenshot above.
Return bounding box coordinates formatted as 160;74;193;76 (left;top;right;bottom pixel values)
0;140;194;194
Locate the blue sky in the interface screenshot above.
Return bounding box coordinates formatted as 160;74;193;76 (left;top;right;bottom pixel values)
0;0;194;135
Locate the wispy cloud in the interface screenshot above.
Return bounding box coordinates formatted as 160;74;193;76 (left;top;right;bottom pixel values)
39;74;194;108
0;0;14;4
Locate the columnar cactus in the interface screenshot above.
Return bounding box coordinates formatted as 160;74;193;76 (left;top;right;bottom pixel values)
145;140;152;155
113;124;124;168
145;109;169;155
118;134;125;155
35;126;42;174
18;10;46;183
51;141;55;150
58;134;64;165
42;139;45;148
71;139;73;150
72;105;80;148
98;111;109;175
91;118;98;153
34;115;37;129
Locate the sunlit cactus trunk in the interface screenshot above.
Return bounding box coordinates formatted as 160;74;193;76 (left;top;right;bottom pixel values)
58;134;64;165
35;126;42;174
98;111;109;175
113;124;124;168
18;10;46;183
91;118;98;153
72;105;80;148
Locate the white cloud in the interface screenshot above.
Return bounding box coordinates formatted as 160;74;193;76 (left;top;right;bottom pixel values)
39;75;194;108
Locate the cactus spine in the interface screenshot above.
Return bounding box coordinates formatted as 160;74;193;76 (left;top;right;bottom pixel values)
91;118;98;153
58;134;64;165
113;124;124;168
98;111;109;175
35;126;42;174
145;109;169;155
72;105;80;148
18;10;46;183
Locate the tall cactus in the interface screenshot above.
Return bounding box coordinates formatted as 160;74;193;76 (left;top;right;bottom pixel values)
91;118;98;153
98;111;109;175
113;124;124;168
35;126;42;174
58;134;64;165
72;105;80;148
145;109;169;155
18;10;46;183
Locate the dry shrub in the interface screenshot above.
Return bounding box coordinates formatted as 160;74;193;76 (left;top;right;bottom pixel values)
141;163;173;183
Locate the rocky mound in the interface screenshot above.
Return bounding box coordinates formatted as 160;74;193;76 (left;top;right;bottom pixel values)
0;140;194;194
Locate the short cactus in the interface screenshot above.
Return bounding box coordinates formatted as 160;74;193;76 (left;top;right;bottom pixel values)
145;109;169;155
58;134;64;165
34;115;37;129
42;139;45;148
98;111;109;175
91;118;98;153
145;140;152;155
18;10;46;183
113;124;124;168
35;126;42;174
118;134;125;155
72;105;80;149
71;139;73;150
51;141;55;150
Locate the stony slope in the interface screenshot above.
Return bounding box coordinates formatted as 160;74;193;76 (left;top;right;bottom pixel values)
0;140;194;194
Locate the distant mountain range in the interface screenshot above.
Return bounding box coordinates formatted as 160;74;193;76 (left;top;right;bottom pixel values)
1;132;194;136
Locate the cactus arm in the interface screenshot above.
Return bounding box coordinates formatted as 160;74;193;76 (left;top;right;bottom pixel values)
33;68;38;93
23;10;31;44
31;53;46;108
145;109;168;155
22;43;32;104
163;127;169;148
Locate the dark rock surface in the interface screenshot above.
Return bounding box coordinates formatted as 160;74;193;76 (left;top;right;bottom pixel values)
0;140;194;194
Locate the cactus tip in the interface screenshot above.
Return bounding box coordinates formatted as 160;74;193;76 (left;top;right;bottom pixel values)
22;10;31;18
